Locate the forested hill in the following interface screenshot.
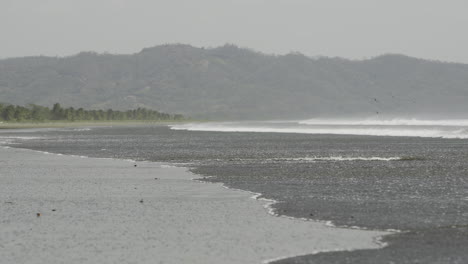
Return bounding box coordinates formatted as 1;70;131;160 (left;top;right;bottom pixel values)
1;44;468;120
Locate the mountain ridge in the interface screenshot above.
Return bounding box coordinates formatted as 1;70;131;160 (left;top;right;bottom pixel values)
1;44;467;119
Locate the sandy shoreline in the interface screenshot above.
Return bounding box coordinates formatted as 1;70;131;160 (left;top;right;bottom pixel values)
0;146;390;264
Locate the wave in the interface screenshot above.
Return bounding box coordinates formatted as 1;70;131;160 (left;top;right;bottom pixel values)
302;156;402;161
170;121;468;139
57;127;93;132
213;156;404;163
0;136;43;146
74;128;92;131
0;136;42;140
298;118;468;126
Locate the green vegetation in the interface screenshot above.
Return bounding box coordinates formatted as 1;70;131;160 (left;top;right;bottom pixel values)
0;103;184;123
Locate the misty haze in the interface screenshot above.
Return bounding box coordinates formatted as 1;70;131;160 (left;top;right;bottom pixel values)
1;1;468;264
2;44;468;120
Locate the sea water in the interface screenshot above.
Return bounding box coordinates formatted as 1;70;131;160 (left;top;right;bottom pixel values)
1;119;468;262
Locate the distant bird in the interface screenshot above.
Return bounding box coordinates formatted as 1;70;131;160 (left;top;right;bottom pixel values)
140;199;144;203
134;164;137;167
36;213;41;217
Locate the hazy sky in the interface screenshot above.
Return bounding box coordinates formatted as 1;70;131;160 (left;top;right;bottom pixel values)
1;0;467;63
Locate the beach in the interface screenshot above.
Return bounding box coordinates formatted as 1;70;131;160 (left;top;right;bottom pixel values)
0;146;388;264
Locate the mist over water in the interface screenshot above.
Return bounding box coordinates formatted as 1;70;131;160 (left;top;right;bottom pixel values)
170;118;468;139
298;118;468;126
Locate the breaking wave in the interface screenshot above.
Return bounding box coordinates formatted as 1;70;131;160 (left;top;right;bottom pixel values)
170;119;468;139
301;156;402;161
0;136;42;145
299;118;468;126
224;156;404;163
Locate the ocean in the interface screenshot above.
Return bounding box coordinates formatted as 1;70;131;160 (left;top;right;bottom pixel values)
1;119;468;263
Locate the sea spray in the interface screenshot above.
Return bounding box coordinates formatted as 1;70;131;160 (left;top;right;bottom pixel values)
170;119;468;139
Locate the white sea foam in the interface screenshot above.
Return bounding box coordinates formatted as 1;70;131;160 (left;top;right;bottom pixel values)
160;164;177;168
170;120;468;139
211;156;402;163
0;136;42;140
299;118;468;126
301;156;402;161
58;127;93;132
73;128;92;131
0;136;42;146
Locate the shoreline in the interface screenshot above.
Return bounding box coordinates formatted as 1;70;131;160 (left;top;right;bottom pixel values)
0;145;390;263
0;120;191;130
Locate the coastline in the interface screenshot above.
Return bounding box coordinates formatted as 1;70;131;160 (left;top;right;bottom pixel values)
0;120;190;130
0;146;390;263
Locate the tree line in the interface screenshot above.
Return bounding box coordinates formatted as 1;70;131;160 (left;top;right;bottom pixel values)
0;103;184;122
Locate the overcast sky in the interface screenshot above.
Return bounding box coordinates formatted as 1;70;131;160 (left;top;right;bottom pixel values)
1;0;467;63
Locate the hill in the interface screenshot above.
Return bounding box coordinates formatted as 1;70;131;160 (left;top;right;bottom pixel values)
1;44;467;119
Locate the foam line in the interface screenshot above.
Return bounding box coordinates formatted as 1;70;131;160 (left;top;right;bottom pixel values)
170;122;468;139
299;118;468;126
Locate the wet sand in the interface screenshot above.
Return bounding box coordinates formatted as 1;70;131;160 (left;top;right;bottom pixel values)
0;147;390;264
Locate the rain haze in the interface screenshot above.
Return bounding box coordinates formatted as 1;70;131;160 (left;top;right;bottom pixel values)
3;1;468;264
1;0;468;63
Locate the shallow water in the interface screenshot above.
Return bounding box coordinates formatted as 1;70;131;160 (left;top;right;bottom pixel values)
1;147;387;264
